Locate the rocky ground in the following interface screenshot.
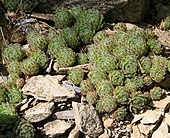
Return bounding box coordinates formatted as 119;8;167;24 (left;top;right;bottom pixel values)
1;0;170;138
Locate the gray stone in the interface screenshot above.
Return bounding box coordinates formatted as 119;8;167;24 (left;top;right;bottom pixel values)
24;102;55;123
72;102;103;137
43;120;72;138
22;75;76;102
68;126;80;138
37;0;150;22
55;110;75;120
131;125;145;138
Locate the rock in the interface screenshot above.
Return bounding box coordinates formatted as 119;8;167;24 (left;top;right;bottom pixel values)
72;102;104;137
24;102;55;123
155;3;170;20
43;120;72;137
140;110;162;125
164;113;170;126
22;75;76;102
151;122;170;138
103;118;114;129
20;98;34;111
55;110;75;120
68;126;80;138
131;125;145;138
98;133;110;138
37;0;150;23
153;96;170;113
137;123;155;136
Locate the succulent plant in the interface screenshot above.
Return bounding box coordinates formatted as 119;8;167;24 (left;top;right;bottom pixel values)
130;91;150;114
93;30;108;44
150;87;166;100
109;70;124;86
120;55;138;77
2;77;17;90
147;39;163;55
114;86;129;105
3;0;19;12
21;58;39;76
76;23;95;44
61;27;80;50
87;44;101;63
126;37;147;58
69;6;84;21
15;78;25;89
150;65;166;82
88;68;107;86
143;75;153;86
114;107;128;121
2;44;24;64
7;87;23;105
55;47;76;67
27;30;48;52
0;102;18;131
131;75;144;89
101;95;117;113
96;80;113;97
112;47;127;62
95;53;118;72
113;22;127;32
48;35;67;58
77;9;104;31
160;16;170;29
68;68;84;85
139;56;151;74
31;50;49;69
125;78;138;93
80;79;94;95
86;91;99;105
15;120;35;138
54;8;74;28
7;61;22;78
76;53;89;65
96;99;104;113
0;85;7;104
113;31;128;47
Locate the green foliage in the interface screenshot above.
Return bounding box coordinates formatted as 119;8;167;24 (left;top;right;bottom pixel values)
54;8;74;28
114;107;128;121
130;92;150;114
61;27;80;50
0;102;18;131
69;6;84;21
147;39;163;55
114;86;129;105
96;80;113;97
150;87;166;100
48;35;67;58
161;16;170;29
0;85;7;104
143;76;153;86
15;120;35;138
101;95;117;113
113;22;127;32
120;55;138;77
7;87;23;105
93;30;108;44
109;70;124;86
7;61;22;78
27;31;48;52
56;48;76;67
80;79;94;95
31;50;48;69
88;68;107;86
68;68;84;85
21;58;39;76
86;91;98;105
95;53;118;72
2;44;24;64
139;56;151;74
76;53;89;65
3;0;19;12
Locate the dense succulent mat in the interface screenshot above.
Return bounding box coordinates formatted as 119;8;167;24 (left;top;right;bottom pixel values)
0;5;170;138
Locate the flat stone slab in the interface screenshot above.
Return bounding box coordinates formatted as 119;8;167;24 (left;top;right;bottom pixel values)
24;102;55;123
43;120;72;137
22;75;76;102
